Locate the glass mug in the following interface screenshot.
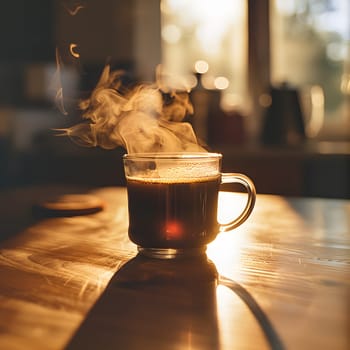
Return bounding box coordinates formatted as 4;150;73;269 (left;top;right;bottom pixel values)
123;153;256;259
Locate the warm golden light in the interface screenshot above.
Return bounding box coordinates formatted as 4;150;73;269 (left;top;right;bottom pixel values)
161;24;181;44
216;285;252;349
307;85;324;138
184;74;198;89
214;76;229;90
207;192;250;278
194;60;209;74
340;73;350;95
271;0;349;136
69;43;80;59
161;0;247;111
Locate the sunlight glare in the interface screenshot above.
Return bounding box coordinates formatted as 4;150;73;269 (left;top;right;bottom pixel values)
214;76;229;90
207;192;250;277
194;60;209;74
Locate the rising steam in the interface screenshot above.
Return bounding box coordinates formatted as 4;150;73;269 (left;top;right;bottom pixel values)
58;65;205;153
50;48;68;116
62;0;85;16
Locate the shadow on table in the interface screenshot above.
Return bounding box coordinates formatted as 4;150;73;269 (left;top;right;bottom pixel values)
66;254;285;350
219;275;285;350
66;253;220;350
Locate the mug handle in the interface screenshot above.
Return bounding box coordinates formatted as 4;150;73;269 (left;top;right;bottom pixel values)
218;173;256;232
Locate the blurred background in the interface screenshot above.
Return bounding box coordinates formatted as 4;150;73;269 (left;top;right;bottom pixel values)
0;0;349;198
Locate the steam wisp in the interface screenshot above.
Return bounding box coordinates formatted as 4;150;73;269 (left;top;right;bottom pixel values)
50;48;68;116
58;65;206;153
62;0;85;16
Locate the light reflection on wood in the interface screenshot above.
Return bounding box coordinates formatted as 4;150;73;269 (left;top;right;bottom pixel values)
0;186;349;349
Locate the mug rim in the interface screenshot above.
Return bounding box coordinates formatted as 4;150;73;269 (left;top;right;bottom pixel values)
123;152;222;160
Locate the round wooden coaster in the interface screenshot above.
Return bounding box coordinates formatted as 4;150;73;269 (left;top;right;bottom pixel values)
33;194;105;217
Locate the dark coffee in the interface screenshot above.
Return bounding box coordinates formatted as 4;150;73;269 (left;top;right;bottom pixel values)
126;175;221;248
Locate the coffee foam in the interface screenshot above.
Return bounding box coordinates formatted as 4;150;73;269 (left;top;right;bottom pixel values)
128;164;220;183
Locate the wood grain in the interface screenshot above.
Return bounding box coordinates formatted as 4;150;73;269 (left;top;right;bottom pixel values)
0;186;349;349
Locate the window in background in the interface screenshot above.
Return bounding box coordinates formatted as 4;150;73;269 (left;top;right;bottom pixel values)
160;0;247;114
271;0;350;140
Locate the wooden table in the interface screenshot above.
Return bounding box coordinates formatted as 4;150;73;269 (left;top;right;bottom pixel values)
0;186;349;349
